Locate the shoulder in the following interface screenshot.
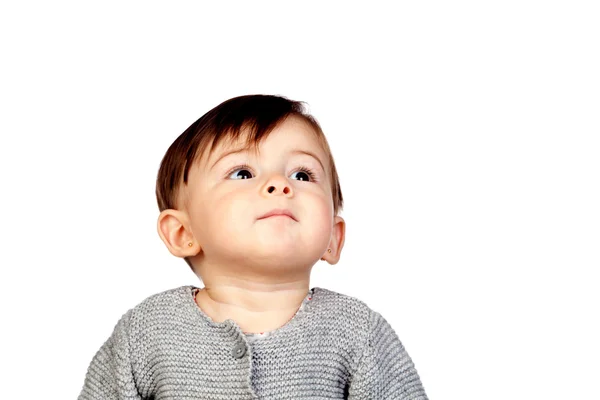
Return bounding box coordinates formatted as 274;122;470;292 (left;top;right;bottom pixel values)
313;285;373;309
310;287;403;371
311;286;382;336
312;287;401;338
132;285;192;310
313;286;374;315
125;285;195;330
91;286;194;361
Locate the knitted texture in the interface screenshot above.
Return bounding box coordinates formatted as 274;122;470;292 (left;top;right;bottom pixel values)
78;285;428;399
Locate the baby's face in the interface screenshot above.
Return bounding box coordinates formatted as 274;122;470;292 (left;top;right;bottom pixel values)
183;116;336;270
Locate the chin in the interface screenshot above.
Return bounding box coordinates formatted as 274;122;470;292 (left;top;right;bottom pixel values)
246;246;317;266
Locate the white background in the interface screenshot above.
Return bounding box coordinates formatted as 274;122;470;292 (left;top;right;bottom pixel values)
1;1;598;399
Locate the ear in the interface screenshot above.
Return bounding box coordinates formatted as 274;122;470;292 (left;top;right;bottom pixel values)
321;215;346;264
157;209;201;258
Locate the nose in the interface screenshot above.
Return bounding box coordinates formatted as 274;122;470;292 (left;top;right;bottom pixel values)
263;174;293;197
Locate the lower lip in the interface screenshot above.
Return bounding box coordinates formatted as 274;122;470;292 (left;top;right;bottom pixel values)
261;214;294;220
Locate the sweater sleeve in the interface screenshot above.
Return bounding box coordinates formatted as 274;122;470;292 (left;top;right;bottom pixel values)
348;310;428;399
78;308;142;400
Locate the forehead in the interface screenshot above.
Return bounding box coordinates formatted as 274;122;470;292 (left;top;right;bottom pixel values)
202;116;324;167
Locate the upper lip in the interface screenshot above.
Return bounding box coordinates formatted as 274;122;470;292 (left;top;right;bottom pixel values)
258;208;297;221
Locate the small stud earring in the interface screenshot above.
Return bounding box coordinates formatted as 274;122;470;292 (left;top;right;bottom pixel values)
188;242;193;247
327;248;332;253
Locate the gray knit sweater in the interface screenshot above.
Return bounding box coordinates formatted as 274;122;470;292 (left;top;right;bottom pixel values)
78;285;428;399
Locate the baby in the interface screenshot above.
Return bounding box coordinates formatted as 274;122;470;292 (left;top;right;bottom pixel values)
78;95;428;399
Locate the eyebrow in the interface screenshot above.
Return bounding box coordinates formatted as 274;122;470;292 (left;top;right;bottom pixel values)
209;147;248;172
209;147;326;172
290;149;326;172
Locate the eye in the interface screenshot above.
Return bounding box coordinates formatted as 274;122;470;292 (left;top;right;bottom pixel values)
227;164;254;180
226;164;317;182
290;167;317;182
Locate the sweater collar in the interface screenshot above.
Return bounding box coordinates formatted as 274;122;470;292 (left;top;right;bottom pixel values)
185;285;320;339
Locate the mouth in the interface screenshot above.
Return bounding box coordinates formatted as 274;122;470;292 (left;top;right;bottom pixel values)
258;208;297;221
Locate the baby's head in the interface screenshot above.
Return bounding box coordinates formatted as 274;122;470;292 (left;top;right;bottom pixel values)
155;95;345;280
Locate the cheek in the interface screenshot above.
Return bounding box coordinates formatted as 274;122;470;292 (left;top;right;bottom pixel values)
302;192;334;237
305;189;334;216
198;192;252;237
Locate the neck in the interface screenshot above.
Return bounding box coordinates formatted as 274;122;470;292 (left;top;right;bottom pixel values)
194;278;311;334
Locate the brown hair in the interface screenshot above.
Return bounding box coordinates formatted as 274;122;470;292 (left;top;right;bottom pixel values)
155;94;343;271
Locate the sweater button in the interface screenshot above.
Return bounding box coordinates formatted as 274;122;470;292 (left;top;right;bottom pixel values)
232;342;246;359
